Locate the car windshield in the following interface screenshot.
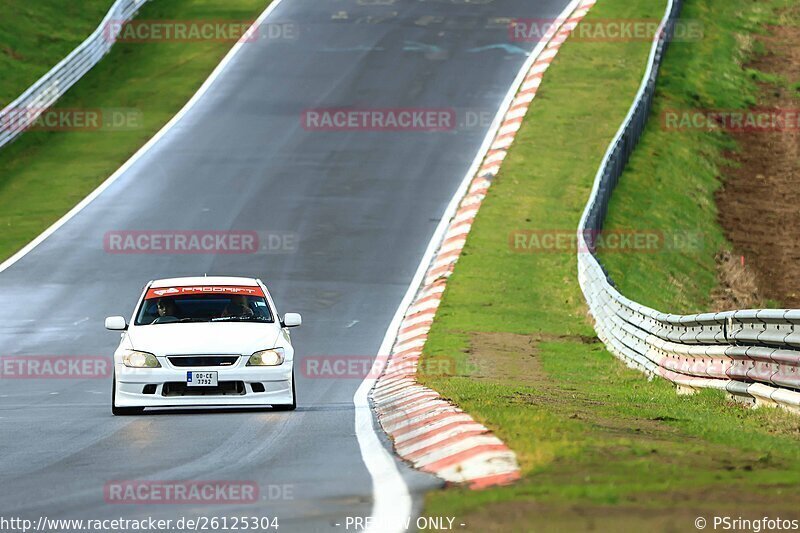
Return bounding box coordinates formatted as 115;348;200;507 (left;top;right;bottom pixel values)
135;292;274;325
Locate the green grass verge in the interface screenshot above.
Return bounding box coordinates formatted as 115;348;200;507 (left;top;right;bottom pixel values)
0;0;114;106
419;0;800;529
0;0;270;261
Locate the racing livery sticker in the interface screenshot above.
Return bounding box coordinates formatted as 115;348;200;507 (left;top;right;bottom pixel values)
145;286;265;299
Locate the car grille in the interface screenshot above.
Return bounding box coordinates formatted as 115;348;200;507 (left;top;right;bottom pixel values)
168;355;239;367
162;381;245;396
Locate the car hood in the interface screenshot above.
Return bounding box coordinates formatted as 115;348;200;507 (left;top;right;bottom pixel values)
126;322;282;356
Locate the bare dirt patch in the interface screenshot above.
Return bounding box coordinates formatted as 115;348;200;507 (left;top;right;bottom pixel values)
467;332;544;388
711;250;763;310
467;332;688;442
716;12;800;307
466;331;596;388
2;46;23;61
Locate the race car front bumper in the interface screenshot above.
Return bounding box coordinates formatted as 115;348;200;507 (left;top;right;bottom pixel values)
114;357;293;408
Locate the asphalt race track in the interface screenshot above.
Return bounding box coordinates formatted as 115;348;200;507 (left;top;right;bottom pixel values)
0;0;571;530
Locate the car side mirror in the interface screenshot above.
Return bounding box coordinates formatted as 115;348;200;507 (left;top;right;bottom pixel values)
282;313;302;328
105;316;128;331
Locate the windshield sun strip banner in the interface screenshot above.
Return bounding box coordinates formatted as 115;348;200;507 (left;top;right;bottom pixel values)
145;286;265;299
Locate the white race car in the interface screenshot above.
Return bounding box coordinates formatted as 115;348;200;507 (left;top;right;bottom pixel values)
105;276;300;415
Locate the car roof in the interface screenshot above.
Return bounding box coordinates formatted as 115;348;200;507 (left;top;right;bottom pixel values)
150;276;260;288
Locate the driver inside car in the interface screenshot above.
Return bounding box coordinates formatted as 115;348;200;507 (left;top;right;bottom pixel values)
156;298;178;318
222;294;254;317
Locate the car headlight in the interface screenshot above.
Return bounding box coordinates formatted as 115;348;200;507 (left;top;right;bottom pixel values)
122;350;161;368
247;348;285;366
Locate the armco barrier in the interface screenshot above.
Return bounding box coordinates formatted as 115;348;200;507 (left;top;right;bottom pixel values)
576;0;800;413
0;0;149;149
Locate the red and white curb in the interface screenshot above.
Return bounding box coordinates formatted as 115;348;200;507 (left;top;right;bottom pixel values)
371;0;598;489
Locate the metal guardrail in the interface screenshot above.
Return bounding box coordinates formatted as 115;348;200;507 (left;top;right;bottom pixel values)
0;0;149;149
576;0;800;413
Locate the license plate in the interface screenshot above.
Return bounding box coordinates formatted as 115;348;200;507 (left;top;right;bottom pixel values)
187;371;217;387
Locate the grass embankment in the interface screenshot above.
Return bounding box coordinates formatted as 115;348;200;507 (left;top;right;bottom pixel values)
0;0;270;260
420;0;800;530
0;0;114;105
598;0;798;312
